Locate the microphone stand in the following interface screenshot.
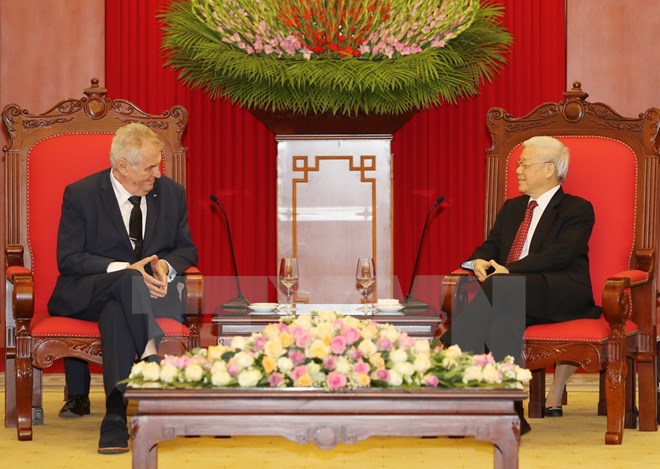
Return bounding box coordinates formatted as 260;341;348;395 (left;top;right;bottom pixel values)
210;195;250;311
404;196;444;310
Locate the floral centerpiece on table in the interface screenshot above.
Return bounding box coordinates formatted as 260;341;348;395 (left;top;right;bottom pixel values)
125;311;531;390
161;0;512;116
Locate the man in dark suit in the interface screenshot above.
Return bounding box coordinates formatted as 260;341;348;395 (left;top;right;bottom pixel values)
449;136;600;431
48;123;198;454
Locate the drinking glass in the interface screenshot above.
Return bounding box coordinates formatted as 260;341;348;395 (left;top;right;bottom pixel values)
278;257;299;314
356;257;376;314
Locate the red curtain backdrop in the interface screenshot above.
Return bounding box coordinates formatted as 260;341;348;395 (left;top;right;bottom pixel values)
105;0;566;311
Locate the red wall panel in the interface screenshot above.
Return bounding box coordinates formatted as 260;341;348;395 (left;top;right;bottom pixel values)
105;0;566;310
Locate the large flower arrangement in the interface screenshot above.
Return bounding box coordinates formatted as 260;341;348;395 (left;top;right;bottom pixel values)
125;311;531;390
161;0;512;115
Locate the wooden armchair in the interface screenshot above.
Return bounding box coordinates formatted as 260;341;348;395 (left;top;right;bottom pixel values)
442;82;659;444
2;79;203;440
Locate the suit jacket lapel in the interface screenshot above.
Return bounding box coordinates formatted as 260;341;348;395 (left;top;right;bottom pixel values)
144;180;160;252
529;187;563;252
99;171;133;253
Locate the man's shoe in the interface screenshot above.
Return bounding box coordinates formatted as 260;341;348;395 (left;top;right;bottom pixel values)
514;400;531;435
520;416;532;436
58;395;90;418
545;406;563;417
98;414;129;455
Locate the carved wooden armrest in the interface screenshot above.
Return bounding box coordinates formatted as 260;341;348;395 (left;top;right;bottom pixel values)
5;244;35;323
605;250;656;347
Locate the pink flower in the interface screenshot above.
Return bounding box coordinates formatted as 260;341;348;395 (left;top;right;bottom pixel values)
342;327;361;345
373;369;390;381
398;333;415;349
327;371;348;389
323;355;337;370
474;353;496;367
353;360;370;375
424;375;440;387
252;336;267;352
291;365;308;380
349;347;363;361
226;362;239;377
269;373;284;387
288;349;306;366
330;335;347;354
377;337;392;351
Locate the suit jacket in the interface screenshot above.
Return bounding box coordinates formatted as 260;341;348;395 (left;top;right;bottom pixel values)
48;168;198;315
468;187;599;322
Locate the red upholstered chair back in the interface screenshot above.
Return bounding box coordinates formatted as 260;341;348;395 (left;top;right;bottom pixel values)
503;137;637;303
3;79;188;328
27;134;115;321
484;82;659;329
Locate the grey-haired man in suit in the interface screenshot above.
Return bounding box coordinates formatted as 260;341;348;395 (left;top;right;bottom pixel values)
48;123;198;454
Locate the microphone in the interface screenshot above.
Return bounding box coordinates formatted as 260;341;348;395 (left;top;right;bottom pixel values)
404;195;445;310
210;194;250;310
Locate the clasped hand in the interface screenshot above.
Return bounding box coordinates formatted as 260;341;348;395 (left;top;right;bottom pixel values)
129;255;168;299
473;259;509;282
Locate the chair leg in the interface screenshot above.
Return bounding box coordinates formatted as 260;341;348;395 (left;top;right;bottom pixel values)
15;353;34;440
636;356;658;431
528;369;545;418
4;354;17;427
604;350;626;444
624;355;637;429
32;369;44;425
598;369;607;415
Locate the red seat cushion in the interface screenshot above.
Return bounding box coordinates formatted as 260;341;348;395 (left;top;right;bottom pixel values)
525;315;638;342
31;316;190;338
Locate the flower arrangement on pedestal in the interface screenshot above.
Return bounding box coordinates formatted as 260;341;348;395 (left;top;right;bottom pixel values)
125;311;531;390
161;0;512;116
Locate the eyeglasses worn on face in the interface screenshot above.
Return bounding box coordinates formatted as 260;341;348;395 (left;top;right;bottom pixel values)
516;160;552;170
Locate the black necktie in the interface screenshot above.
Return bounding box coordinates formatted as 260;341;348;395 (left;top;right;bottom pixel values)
128;196;143;259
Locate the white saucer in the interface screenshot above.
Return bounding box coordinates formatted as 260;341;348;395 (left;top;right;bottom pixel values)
375;305;404;313
248;303;279;312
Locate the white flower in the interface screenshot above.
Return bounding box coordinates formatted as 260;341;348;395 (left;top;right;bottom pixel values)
393;361;415;378
159;363;179;383
129;361;145;379
413;353;432;373
389;348;408;364
383;325;400;342
276;356;294;372
515;367;532;384
414;339;430;354
238;369;262;387
142;362;161;382
358;339;377;357
234;351;255;370
388;370;403;387
184;363;204;382
482;364;501;384
462;365;483;384
211;366;232;386
230;336;247;350
335;356;351;374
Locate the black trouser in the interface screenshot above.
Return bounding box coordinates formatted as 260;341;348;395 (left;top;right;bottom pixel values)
63;269;182;413
447;273;548;365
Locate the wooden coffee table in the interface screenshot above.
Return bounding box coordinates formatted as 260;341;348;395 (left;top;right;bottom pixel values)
126;387;525;469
